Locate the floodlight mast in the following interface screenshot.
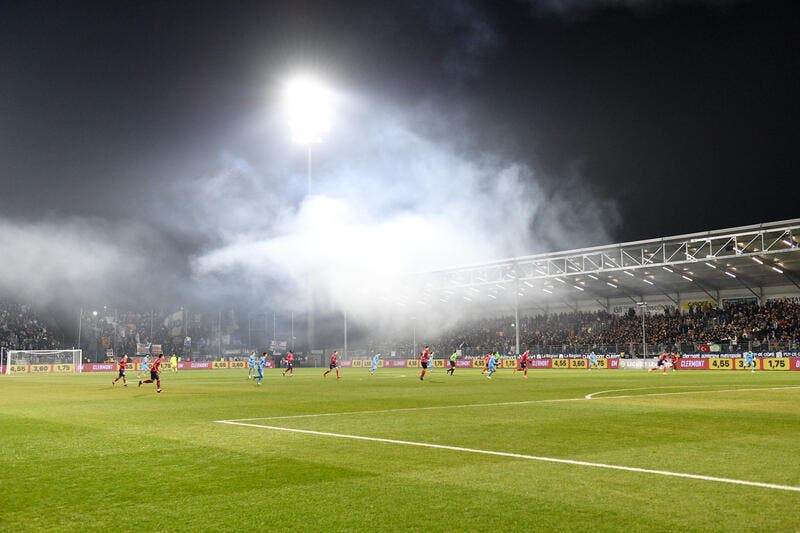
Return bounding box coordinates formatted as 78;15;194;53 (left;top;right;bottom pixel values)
286;76;332;353
638;302;647;359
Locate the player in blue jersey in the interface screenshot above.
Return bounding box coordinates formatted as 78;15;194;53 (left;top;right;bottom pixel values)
486;352;497;379
744;351;757;372
247;352;256;379
369;352;380;375
588;351;598;370
137;354;150;379
255;354;268;385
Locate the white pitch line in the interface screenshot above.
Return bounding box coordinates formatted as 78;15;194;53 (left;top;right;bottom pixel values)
215;420;800;493
225;385;800;422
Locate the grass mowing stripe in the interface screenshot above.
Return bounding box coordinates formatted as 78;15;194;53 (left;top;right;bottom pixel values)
585;384;800;399
225;384;800;421
216;419;800;493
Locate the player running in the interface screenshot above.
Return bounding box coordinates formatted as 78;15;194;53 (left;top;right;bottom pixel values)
323;351;341;379
137;354;149;379
419;345;431;381
513;350;530;378
447;351;457;376
112;354;129;387
648;352;669;375
369;352;380;375
247;351;256;379
139;353;163;393
255;354;268;385
668;352;678;372
744;350;758;372
282;350;295;377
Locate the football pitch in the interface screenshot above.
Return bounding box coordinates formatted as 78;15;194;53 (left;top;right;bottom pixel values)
1;367;799;532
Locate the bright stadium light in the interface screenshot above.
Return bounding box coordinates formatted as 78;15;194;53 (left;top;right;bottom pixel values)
286;76;332;145
772;266;784;274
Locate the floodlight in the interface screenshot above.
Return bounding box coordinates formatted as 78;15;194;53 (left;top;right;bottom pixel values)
286;76;332;144
772;266;784;274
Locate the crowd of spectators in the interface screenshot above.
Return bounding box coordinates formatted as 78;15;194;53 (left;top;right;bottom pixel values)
364;299;800;357
0;300;58;351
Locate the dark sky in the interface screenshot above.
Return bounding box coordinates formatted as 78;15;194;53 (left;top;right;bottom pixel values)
1;0;799;309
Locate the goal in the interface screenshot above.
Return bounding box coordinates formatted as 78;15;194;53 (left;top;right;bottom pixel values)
4;349;83;374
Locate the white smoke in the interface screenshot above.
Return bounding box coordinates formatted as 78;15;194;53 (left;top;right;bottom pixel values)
188;97;618;320
0;216;141;305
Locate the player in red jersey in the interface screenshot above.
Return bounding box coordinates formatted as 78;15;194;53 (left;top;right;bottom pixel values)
419;345;431;381
282;350;295;377
513;350;530;379
668;352;678;372
323;351;340;379
112;354;129;387
139;353;164;393
648;352;669;375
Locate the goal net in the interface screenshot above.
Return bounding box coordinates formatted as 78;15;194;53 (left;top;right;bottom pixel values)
4;349;83;374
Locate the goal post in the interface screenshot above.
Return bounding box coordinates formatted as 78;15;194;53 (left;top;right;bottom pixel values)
4;349;83;374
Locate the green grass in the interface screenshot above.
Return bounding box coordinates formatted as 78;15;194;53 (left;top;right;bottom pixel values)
1;367;798;532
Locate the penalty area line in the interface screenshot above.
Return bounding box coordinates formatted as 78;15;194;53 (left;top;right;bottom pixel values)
215;420;800;493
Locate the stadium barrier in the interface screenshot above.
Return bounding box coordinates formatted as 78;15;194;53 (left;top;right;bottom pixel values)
6;357;799;373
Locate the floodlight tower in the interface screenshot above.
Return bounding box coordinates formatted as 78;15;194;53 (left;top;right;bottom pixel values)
286;75;332;354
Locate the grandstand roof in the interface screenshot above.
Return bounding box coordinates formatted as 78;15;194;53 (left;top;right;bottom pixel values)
405;218;800;311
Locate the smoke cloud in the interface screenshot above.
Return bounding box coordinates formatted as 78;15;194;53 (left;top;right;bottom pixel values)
187;95;619;322
0;91;619;331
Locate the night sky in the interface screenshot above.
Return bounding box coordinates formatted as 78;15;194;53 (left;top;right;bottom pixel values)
1;0;798;310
